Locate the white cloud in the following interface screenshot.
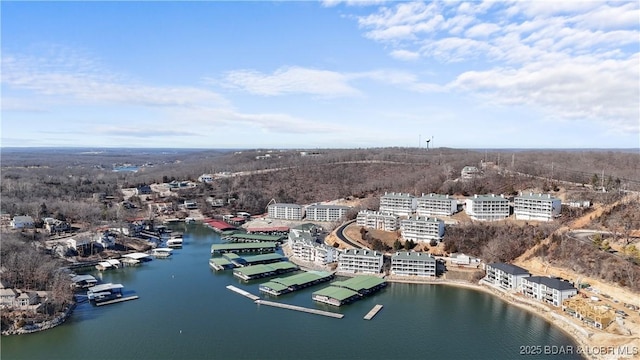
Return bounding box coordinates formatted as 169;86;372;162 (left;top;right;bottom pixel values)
219;66;361;97
321;0;386;7
390;49;420;61
465;23;501;38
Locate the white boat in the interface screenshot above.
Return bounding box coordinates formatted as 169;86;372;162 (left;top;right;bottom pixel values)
150;248;173;258
166;236;183;248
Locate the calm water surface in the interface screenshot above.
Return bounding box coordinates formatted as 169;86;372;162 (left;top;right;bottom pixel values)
1;224;583;360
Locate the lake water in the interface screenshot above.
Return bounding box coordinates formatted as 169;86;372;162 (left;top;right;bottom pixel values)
1;224;583;360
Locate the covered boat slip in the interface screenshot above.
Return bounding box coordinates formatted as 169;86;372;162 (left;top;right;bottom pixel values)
259;271;334;296
224;233;285;243
209;257;233;271
71;274;98;288
209;253;284;271
312;275;387;307
233;261;299;281
210;242;278;255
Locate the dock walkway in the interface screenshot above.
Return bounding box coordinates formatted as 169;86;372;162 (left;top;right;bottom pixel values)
364;304;383;320
95;295;139;306
255;300;343;319
226;285;260;301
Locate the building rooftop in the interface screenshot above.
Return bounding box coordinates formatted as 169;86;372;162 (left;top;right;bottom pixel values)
332;275;386;292
392;252;436;261
269;271;333;288
306;204;351;210
268;203;302;208
418;193;454;200
516;193;561;201
312;286;359;301
381;192;415;199
488;263;530;275
469;194;508;202
341;249;383;259
525;276;576;291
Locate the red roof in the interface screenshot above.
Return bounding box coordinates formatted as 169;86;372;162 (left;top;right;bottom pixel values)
203;218;236;231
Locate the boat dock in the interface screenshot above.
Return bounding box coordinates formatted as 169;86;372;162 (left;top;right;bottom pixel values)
312;275;387;307
364;304;383;320
210;242;278;255
225;233;286;243
259;271;334;296
255;300;344;319
233;261;298;281
226;285;260;301
95;295;139;306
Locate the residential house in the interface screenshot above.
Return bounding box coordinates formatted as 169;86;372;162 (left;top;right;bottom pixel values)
514;193;562;222
135;185;152;195
184;200;198;210
450;253;471;265
400;216;445;243
465;194;510;221
391;251;436;277
198;174;214;183
461;166;480;180
0;288;18;308
338;249;384;274
10;215;34;229
356;210;399;231
484;263;531;291
521;276;577;307
43;217;71;234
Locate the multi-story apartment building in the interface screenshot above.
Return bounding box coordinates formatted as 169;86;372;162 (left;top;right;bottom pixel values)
461;166;479;180
390;252;436;277
290;237;339;265
416;193;458;217
400;217;445;243
356;210;399;231
305;204;350;222
379;192;417;216
465;194;510;221
338;249;384;274
514;193;562;222
484;263;531;291
521;276;577;307
267;203;304;220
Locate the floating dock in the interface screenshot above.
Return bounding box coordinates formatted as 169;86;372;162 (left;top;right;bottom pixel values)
226;285;260;301
312;275;387;307
364;304;383;320
225;233;285;243
95;295;139;306
255;300;343;319
233;261;298;281
259;271;334;296
210;242;278;255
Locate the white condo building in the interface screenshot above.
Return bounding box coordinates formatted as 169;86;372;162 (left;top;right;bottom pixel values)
289;231;338;265
484;263;531;291
305;204;350;222
338;249;384;274
521;276;577;307
391;252;436;277
356;210;399;231
465;194;510;221
514;193;561;222
379;192;417;216
416;193;458;217
400;217;445;243
267;203;304;221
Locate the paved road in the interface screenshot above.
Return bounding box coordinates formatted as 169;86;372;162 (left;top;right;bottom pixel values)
335;219;366;249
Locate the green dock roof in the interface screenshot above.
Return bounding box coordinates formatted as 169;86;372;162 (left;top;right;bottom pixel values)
312;286;358;301
209;257;232;266
223;253;241;260
211;242;278;253
332;276;386;292
271;271;332;287
228;233;284;242
233;261;298;276
240;253;283;263
259;281;289;293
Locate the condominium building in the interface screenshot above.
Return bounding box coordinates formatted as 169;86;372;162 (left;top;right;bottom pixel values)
338;249;384;274
400;217;445;243
391;252;436;277
290;237;339;265
461;166;479;180
484;263;531;291
465;194;510;221
305;204;350;222
267;203;304;221
514;193;562;222
356;210;399;231
521;276;577;307
416;193;458;217
379;192;417;216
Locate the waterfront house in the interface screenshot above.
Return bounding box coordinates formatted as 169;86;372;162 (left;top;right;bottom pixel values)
562;297;615;330
356;210;399;231
514;193;562;222
305;204;350;222
135;185;152;195
0;288;18;308
267;203;304;221
379;192;417;217
43;217;71;234
465;194;510;221
10;215;34;229
400;216;445;243
484;263;530;291
416;193;458;217
338;249;384;274
461;166;480;180
521;276;577;307
450;253;471;265
391;252;436;277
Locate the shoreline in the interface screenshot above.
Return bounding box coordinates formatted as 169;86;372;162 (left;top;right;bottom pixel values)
283;241;634;360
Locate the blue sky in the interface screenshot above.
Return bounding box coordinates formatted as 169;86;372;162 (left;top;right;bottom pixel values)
2;1;639;149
